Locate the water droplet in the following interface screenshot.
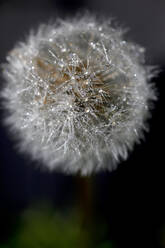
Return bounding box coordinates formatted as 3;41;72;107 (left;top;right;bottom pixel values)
139;47;145;53
134;128;138;135
71;76;75;80
111;105;116;111
90;42;96;49
84;80;89;85
61;48;66;52
85;107;90;113
121;41;126;45
59;61;65;68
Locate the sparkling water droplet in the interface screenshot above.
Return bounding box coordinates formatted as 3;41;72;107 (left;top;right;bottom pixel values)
71;76;75;80
59;60;65;68
121;41;126;45
61;47;66;52
90;42;96;49
111;105;116;111
85;107;90;113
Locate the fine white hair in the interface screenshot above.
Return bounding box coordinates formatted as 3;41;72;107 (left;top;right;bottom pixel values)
1;15;156;175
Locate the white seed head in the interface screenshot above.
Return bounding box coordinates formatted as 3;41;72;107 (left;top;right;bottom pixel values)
1;15;156;175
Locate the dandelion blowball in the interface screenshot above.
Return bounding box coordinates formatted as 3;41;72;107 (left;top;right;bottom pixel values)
1;15;156;175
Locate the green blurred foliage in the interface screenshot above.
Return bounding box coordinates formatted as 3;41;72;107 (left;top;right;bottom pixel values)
0;203;114;248
96;241;114;248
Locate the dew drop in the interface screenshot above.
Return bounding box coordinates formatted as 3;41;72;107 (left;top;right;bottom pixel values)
85;107;90;113
90;42;96;49
61;47;66;52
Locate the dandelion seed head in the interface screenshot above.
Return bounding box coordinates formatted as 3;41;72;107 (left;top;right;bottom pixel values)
1;15;156;175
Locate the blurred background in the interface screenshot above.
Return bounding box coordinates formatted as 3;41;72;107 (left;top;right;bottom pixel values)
0;0;164;247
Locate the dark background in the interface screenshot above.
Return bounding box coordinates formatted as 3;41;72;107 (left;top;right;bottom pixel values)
0;0;164;247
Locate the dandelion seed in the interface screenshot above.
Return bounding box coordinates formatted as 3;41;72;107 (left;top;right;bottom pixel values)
1;14;157;175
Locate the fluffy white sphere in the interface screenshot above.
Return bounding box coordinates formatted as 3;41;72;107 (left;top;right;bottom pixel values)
1;15;156;175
